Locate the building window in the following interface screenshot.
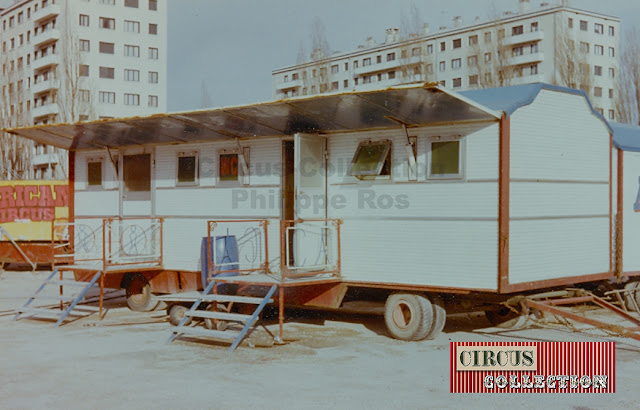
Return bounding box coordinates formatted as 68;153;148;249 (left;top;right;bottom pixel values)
79;14;89;27
439;61;446;72
124;93;140;105
125;0;139;8
426;64;433;74
609;26;615;36
531;22;539;32
512;46;523;57
80;39;90;52
580;20;587;31
427;44;433;54
148;95;158;107
149;23;157;35
100;0;115;4
125;20;140;33
594;23;603;34
531;43;539;53
344;62;348;71
568;18;573;29
452;78;462;88
609;47;615;57
292;73;298;80
18;12;23;24
331;81;339;90
411;47;421;57
99;66;115;79
609;67;615;78
594;66;602;76
579;42;589;53
363;75;371;84
469;35;478;46
149;71;158;83
343;79;348;88
451;58;461;69
219;153;239;182
594;87;602;97
79;64;89;76
100;17;115;30
429;138;463;179
484;32;491;43
363;57;371;66
374;55;380;64
80;89;90;102
331;64;338;74
349;140;392;180
452;39;461;49
512;25;524;36
124;69;140;81
149;0;158;11
484;52;491;63
177;152;198;185
99;91;115;104
87;159;103;187
469;75;478;86
594;45;603;56
609;88;614;99
609;110;615;120
468;56;477;66
354;61;358;68
149;47;158;59
530;64;538;75
440;42;445;52
124;45;140;57
388;71;396;80
99;42;114;54
387;52;395;61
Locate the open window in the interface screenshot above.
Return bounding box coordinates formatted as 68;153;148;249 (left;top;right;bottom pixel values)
87;157;103;188
176;151;198;186
218;147;249;185
428;137;464;180
349;140;392;180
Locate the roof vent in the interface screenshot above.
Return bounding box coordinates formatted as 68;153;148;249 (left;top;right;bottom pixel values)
453;16;463;27
518;0;531;12
366;36;376;47
422;23;430;35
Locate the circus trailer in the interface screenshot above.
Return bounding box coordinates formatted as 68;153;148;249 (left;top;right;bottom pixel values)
6;83;634;341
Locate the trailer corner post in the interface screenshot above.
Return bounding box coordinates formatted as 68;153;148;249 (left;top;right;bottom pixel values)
616;148;624;278
498;114;511;293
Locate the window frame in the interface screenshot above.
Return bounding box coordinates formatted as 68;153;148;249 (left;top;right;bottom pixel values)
87;157;104;188
217;148;244;186
348;140;392;181
427;136;465;181
176;151;199;186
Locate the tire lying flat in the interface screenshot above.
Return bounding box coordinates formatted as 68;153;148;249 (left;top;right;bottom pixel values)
384;293;447;341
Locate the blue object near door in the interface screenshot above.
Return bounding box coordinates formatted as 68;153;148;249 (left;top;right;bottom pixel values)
201;236;240;293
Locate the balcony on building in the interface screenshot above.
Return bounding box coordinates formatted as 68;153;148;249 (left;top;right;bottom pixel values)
353;56;415;77
32;53;59;70
33;3;61;23
32;102;60;119
33;28;60;48
32;152;59;167
275;79;303;91
32;78;60;95
510;73;545;86
503;30;545;47
509;51;544;67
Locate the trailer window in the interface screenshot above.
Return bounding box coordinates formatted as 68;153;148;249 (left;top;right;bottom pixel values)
349;140;392;179
428;139;463;179
219;153;239;182
177;151;198;185
123;154;151;192
87;159;102;187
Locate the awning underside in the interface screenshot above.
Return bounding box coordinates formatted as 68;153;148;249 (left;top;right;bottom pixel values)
5;85;500;151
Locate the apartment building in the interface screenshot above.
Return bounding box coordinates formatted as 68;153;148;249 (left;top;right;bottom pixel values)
273;0;620;122
0;0;167;179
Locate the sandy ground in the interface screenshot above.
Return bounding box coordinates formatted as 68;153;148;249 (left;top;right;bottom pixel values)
1;270;640;409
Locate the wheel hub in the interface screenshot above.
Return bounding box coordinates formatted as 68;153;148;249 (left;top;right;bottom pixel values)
392;301;413;329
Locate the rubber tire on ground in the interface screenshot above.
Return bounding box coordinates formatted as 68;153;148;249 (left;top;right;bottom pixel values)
203;303;230;331
169;304;192;326
384;293;436;341
425;294;447;340
125;273;158;312
623;281;640;312
485;306;527;329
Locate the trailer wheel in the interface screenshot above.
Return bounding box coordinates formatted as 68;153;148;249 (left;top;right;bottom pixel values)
485;306;527;329
384;293;434;341
623;282;640;312
169;304;192;326
425;294;447;340
125;273;158;312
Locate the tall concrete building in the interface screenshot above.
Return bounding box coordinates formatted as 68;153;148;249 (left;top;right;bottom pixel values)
0;0;167;179
273;0;620;121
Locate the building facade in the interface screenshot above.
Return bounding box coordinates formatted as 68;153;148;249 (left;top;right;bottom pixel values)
272;0;620;122
0;0;168;179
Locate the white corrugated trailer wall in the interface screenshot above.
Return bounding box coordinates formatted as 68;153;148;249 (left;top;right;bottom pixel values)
326;123;500;290
155;138;283;273
508;90;611;285
622;150;640;273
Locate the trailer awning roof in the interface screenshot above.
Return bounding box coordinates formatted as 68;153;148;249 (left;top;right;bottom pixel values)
4;84;501;151
612;122;640;152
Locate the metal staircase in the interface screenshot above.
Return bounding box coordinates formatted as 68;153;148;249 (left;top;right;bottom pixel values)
14;268;102;326
167;279;277;352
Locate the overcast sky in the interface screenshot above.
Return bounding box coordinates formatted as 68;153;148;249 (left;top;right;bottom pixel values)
167;0;640;112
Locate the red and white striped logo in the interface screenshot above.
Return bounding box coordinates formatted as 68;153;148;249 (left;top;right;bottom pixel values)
450;342;615;393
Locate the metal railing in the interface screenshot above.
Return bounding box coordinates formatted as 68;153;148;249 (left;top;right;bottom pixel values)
280;219;341;279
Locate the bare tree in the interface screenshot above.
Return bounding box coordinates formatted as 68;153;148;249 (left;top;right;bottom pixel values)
397;3;433;84
399;1;422;39
302;17;332;94
617;28;640;125
310;17;330;61
554;20;593;97
468;10;514;89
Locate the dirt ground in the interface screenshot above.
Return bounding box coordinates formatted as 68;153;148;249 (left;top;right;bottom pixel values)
1;270;640;409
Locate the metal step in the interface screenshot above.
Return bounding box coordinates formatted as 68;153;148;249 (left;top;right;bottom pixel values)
46;280;97;287
185;310;252;322
28;295;77;302
18;307;64;316
171;326;240;341
199;294;273;304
